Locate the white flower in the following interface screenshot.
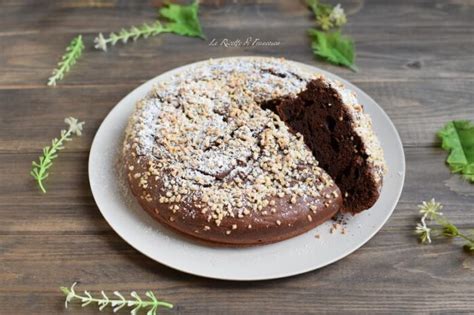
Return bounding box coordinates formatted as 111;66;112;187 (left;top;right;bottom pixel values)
63;282;78;308
65;117;85;136
94;33;108;52
415;221;432;244
329;4;347;27
418;198;443;220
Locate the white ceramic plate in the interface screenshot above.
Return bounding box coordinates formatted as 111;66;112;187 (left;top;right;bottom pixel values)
89;57;405;281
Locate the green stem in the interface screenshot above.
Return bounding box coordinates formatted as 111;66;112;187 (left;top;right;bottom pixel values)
101;22;171;47
48;35;84;86
458;232;474;244
74;292;172;308
36;129;72;193
38;179;46;194
433;215;474;244
64;287;173;312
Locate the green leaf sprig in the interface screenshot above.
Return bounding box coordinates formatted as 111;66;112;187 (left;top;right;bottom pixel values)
30;117;85;193
415;199;474;252
308;29;357;72
306;0;357;71
47;35;84;86
94;0;204;52
61;283;173;315
437;120;474;182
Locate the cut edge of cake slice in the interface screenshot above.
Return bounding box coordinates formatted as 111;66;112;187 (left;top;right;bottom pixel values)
261;75;387;213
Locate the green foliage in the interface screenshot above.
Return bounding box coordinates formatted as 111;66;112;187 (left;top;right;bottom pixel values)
61;283;173;315
94;1;204;51
308;29;357;72
30;117;84;193
159;0;204;38
94;22;167;51
48;35;84;86
306;0;355;71
437;120;474;182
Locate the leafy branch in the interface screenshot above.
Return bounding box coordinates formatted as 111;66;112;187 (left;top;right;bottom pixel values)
308;29;357;72
30;117;84;193
94;22;169;51
306;0;357;71
415;199;474;252
61;283;173;315
48;35;84;86
94;0;204;52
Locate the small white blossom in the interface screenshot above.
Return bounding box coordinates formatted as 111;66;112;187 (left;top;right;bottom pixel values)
415;220;432;244
94;33;108;52
63;282;78;308
418;198;443;220
65;117;85;136
329;4;347;27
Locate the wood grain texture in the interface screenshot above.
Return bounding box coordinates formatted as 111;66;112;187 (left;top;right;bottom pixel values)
0;0;473;314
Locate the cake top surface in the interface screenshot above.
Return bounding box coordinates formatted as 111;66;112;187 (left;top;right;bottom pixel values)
124;57;385;225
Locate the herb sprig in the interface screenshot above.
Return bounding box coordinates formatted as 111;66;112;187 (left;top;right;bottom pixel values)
306;0;357;71
30;117;84;193
308;29;357;72
94;22;168;52
48;35;84;86
94;0;204;52
61;283;173;315
415;199;474;252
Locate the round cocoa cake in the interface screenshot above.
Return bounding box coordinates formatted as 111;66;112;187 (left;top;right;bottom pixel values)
123;57;386;246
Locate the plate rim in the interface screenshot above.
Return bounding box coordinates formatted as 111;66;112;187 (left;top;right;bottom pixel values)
88;56;406;281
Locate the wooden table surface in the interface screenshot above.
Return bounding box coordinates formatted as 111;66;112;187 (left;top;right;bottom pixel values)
1;0;474;314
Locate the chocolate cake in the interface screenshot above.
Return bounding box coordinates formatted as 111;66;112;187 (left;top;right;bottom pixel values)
261;79;386;213
123;57;386;246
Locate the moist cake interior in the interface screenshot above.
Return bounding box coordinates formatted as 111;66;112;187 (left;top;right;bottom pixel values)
261;78;379;213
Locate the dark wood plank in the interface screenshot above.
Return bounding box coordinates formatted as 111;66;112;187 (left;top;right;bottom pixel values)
0;0;473;88
0;232;473;314
0;148;473;314
0;78;473;154
1;0;474;314
0;147;473;219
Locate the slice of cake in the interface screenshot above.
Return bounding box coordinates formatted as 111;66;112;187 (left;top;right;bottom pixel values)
261;77;386;213
123;57;386;246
